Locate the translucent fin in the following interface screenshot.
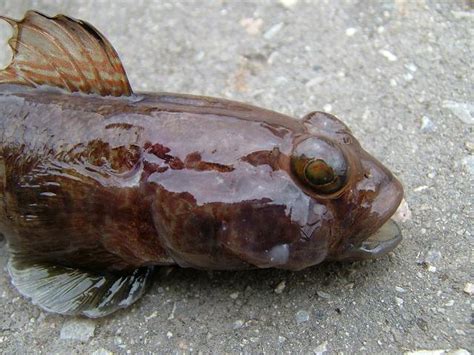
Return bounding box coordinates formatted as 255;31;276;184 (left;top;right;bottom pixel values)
8;256;152;318
0;10;132;96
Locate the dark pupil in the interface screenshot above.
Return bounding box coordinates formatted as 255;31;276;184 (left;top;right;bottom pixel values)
304;159;335;186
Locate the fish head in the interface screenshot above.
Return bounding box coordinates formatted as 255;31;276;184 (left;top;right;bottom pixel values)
145;109;403;271
277;111;404;269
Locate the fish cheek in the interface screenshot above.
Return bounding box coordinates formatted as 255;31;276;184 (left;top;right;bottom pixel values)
219;202;301;269
149;187;249;269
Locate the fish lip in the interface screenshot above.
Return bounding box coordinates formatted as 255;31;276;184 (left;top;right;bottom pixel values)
331;219;402;262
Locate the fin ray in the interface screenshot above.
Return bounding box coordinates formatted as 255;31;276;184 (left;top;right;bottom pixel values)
0;10;132;96
8;256;153;317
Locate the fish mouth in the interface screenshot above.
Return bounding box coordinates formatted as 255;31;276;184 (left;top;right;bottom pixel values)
332;219;402;261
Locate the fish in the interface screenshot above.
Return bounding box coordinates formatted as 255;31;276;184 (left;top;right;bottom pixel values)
0;11;404;317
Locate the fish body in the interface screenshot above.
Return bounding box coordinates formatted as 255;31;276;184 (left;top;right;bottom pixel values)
0;11;403;317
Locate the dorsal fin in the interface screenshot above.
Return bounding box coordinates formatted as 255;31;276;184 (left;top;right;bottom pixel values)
0;10;132;96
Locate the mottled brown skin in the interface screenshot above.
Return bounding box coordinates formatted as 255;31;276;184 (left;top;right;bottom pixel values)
0;84;403;273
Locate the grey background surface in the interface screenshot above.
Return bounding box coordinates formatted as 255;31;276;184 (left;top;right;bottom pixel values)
0;0;472;354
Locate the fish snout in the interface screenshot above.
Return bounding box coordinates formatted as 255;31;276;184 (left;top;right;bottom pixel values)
331;157;404;261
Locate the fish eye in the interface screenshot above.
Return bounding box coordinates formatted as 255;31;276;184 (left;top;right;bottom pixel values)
291;138;348;194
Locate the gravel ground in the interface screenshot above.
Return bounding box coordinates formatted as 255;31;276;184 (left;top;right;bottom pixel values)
0;0;472;354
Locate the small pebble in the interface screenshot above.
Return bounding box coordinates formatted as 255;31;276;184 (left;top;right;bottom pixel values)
395;286;406;293
230;292;239;300
305;76;324;88
465;142;474;152
345;27;357;36
274;281;286;294
405;63;417;72
295;309;310;324
442;101;474;124
444;300;454;307
461;156;474;175
60;319;96;342
463;282;474;295
379;49;398;62
314;341;328;355
145;311;157;321
91;349;114;355
279;0;298;9
166;331;173;339
405;350;470;355
233;320;244;329
420;116;435;132
424;250;442;264
414;186;429;192
317;290;331;299
395;297;404;307
404;73;414;81
240;18;263;36
264;22;284;40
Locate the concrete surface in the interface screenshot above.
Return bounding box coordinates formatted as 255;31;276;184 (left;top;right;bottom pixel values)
0;0;472;353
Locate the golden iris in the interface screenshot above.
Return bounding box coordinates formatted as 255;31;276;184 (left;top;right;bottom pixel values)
304;159;335;186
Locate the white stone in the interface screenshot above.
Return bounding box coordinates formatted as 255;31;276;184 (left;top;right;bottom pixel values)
345;28;357;36
233;320;244;329
279;0;298;9
240;18;263;36
274;281;286;294
323;104;332;112
442;101;474;124
405;63;418;72
461;156;474;175
379;49;398;61
420;116;435;132
405;350;470;355
463;282;474;295
91;349;114;355
314;341;328;354
60;319;96;342
264;22;284;40
317;290;331;299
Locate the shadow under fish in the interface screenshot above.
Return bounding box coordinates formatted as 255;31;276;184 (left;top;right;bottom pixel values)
0;11;404;317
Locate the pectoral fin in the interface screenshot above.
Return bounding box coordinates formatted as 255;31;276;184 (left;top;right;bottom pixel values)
0;10;132;96
8;256;153;318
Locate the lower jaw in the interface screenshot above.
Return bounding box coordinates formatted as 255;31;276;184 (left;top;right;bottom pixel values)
330;219;403;262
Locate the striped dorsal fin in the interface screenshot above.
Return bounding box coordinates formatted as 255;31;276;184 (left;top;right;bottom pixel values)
0;10;132;96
